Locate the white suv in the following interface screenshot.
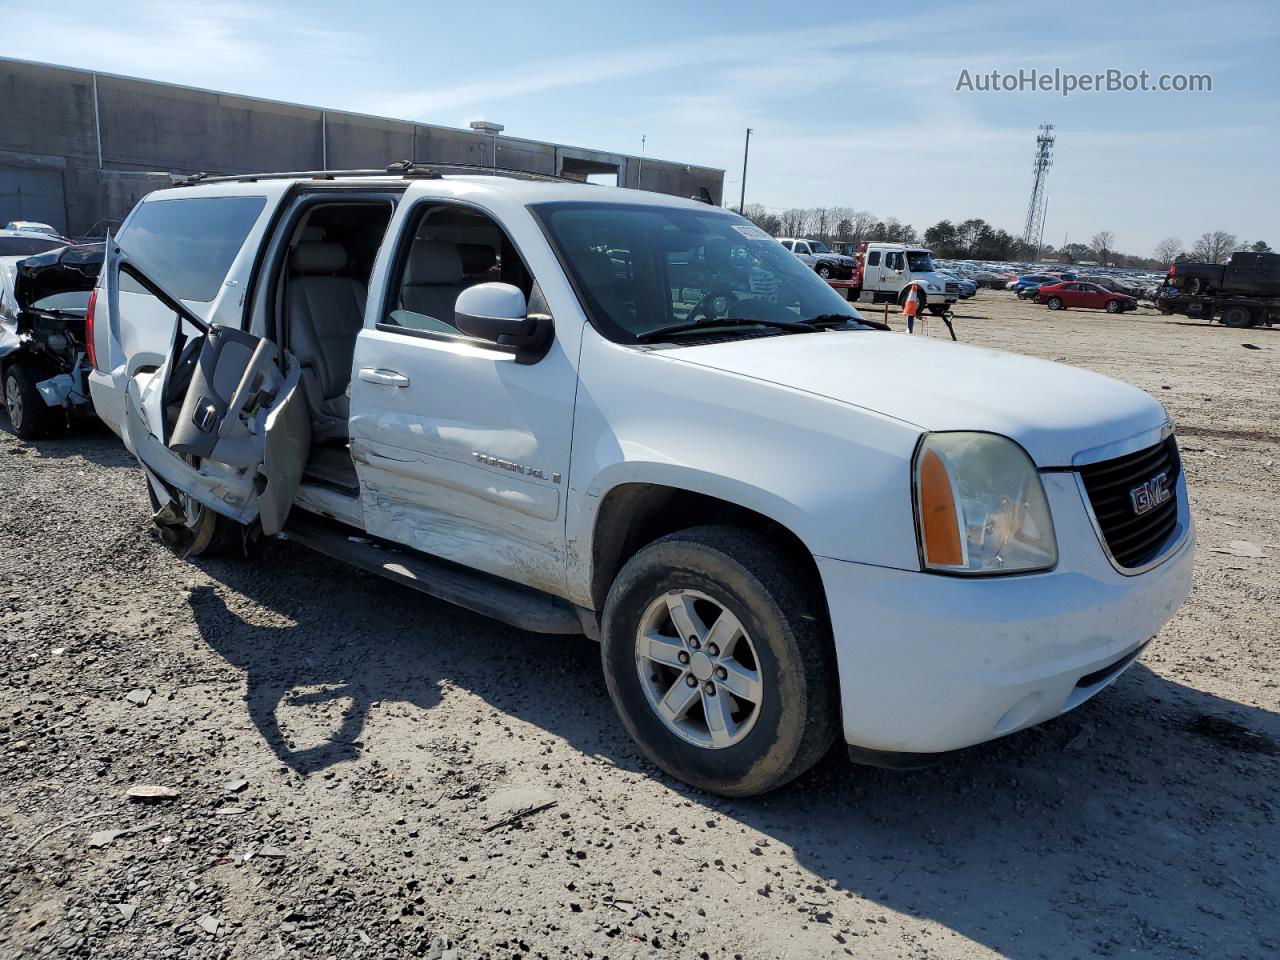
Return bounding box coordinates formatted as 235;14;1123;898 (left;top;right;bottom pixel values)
87;167;1194;796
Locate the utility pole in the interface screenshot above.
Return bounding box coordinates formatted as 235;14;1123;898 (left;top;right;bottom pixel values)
1036;192;1049;262
637;134;646;189
739;128;753;214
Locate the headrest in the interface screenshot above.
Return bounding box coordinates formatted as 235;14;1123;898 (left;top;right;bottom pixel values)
291;242;347;274
457;242;497;275
404;241;463;286
300;225;326;242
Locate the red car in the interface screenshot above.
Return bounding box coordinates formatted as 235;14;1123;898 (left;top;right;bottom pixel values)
1036;281;1136;313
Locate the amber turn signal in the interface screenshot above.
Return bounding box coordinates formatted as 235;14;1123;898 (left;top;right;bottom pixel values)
917;447;964;567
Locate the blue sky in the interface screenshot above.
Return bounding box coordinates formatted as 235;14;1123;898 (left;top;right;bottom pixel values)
4;0;1277;255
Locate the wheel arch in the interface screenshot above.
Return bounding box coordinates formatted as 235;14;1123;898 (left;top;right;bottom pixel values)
587;481;827;622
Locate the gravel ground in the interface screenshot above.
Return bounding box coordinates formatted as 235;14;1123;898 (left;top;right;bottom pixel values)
1;291;1277;959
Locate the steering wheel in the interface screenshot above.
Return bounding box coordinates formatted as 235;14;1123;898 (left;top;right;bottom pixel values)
686;286;742;325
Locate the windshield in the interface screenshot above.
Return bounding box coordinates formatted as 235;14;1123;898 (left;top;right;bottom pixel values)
809;241;832;254
533;202;865;342
0;236;64;257
906;251;935;272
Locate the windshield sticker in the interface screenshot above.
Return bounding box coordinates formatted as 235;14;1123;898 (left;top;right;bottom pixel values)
731;224;774;242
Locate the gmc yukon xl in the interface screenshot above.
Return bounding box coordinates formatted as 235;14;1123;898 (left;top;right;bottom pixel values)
87;167;1195;796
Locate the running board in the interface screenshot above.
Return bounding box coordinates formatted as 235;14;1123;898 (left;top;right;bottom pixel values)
281;511;582;635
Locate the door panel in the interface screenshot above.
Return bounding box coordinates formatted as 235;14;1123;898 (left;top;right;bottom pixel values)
350;326;576;595
108;247;309;535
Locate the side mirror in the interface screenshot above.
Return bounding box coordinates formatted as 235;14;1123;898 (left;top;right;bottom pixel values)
454;282;552;361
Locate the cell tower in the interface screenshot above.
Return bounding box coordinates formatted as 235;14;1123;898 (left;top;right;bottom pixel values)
1021;123;1055;254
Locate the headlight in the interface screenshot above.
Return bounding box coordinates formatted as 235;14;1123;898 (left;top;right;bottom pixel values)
914;432;1057;575
926;283;940;291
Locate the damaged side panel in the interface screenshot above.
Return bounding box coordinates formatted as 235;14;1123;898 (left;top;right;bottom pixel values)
110;245;310;536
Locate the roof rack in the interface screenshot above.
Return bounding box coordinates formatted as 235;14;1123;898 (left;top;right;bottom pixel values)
170;161;586;188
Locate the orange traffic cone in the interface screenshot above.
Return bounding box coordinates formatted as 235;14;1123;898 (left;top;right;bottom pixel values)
902;284;921;333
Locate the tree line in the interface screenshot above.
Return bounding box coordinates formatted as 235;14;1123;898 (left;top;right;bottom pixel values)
739;204;1269;269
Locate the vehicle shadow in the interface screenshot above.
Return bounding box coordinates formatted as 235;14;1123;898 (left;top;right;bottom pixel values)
187;536;1279;957
0;416;130;467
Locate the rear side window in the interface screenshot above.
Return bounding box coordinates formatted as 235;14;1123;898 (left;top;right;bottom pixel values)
118;196;266;302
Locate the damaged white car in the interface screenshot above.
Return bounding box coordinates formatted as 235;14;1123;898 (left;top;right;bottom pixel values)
1;241;102;439
87;167;1194;796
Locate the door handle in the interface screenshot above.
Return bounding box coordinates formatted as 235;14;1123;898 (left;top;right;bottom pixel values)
359;368;410;387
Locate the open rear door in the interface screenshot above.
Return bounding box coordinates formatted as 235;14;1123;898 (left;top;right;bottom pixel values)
108;242;310;537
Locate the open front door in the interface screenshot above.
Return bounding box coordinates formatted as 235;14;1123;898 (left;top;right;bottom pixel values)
108;242;310;537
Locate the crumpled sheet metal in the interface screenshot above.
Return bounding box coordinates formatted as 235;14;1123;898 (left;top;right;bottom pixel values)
36;362;89;409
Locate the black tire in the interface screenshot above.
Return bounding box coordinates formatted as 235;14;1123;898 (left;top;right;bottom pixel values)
1185;277;1206;296
1219;304;1256;328
145;477;252;558
1046;297;1063;310
815;263;832;279
3;365;53;440
896;286;924;308
601;525;838;797
1105;299;1122;314
927;304;950;317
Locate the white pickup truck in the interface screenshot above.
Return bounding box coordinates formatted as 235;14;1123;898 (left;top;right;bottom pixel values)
87;167;1194;796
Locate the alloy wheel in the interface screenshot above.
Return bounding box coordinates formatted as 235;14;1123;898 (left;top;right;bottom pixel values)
5;376;23;430
634;589;763;749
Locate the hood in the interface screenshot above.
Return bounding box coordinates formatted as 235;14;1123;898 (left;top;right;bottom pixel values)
665;331;1168;467
13;242;104;310
915;271;958;287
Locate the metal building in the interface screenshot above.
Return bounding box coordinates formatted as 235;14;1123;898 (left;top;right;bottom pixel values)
0;58;725;236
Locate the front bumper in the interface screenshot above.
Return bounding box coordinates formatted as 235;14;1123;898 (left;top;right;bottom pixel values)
817;471;1195;754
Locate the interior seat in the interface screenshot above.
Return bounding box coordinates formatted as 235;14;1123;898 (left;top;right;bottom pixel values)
287;241;366;440
400;241;466;329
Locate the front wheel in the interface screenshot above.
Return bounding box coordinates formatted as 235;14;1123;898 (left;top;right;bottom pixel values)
1046;297;1063;310
601;526;838;797
815;263;832;279
1105;299;1123;314
4;365;53;440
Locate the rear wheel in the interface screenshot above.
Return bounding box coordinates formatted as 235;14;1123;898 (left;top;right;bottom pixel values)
1046;297;1063;310
1185;277;1207;296
601;526;838;797
4;365;52;440
145;478;253;558
1219;304;1257;328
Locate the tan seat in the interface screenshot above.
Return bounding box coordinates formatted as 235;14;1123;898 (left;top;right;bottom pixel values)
287;242;365;440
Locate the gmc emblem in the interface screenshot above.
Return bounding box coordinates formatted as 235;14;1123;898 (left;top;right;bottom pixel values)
1130;471;1172;516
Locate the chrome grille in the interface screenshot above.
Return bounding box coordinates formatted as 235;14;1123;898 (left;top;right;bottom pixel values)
1078;436;1181;569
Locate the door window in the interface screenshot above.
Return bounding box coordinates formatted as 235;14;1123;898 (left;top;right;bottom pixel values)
886;252;904;271
794;243;809;256
866;251;881;266
116;196;266;302
383;204;534;337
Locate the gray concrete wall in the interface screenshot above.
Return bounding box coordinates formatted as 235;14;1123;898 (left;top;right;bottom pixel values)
0;57;726;235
